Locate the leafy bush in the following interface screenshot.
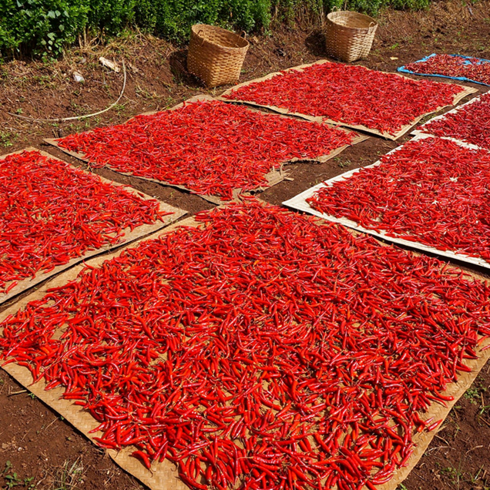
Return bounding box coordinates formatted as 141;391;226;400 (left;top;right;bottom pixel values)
0;0;437;58
0;0;88;58
87;0;135;35
134;0;271;42
271;0;431;20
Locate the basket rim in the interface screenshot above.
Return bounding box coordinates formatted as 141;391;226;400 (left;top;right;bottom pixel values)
191;23;250;50
326;10;378;29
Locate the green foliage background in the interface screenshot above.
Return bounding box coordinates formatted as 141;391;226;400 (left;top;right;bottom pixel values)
0;0;435;58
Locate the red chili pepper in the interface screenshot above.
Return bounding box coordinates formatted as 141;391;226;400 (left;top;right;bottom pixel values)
1;199;489;489
223;62;465;136
131;450;152;470
404;54;490;86
0;150;167;295
420;92;490;150
307;136;490;264
57;99;355;201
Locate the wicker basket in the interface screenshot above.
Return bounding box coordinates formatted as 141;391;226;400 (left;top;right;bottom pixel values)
325;11;378;63
187;24;250;88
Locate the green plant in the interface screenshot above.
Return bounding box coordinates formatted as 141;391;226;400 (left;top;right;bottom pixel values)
464;376;487;404
0;131;17;148
0;0;89;58
336;158;352;169
2;461;35;489
52;459;85;490
441;465;464;485
0;0;440;58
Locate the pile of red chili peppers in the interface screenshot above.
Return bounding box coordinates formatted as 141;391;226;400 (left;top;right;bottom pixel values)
223;62;464;136
307;136;490;262
404;54;490;86
56;100;354;200
420;93;490;150
0;150;166;295
2;200;490;490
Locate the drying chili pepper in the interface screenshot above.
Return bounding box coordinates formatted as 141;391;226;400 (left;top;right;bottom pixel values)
0;150;167;295
2;200;489;489
307;136;490;263
57;99;355;201
223;62;465;136
404;54;490;86
419;93;490;150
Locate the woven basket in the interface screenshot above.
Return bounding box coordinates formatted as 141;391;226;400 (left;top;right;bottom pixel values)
187;24;250;88
325;11;378;63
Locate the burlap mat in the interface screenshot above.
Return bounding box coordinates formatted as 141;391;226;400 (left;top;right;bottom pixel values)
219;60;477;140
1;210;490;489
0;148;186;305
45;94;368;205
284;133;490;270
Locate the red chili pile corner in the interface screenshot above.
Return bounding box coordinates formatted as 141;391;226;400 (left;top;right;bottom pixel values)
420;93;490;150
0;150;166;295
57;99;355;200
2;200;489;489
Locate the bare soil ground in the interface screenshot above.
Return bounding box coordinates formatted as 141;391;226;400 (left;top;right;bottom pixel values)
1;1;490;488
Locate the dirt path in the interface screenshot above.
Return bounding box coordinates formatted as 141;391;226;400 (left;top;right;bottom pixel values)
1;1;490;488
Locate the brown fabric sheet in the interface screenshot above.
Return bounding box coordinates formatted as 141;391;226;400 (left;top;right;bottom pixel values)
1;211;489;490
0;147;186;305
44;94;368;204
219;60;478;140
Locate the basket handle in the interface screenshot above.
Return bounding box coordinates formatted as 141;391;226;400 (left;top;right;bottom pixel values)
368;21;377;32
197;29;207;46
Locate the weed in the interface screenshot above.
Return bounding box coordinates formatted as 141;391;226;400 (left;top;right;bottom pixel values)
479;404;490;416
52;459;85;490
464;376;487;404
471;467;485;484
113;103;128;116
163;96;176;110
338;159;352;169
2;461;35;489
441;465;464;485
135;85;160;100
453;421;461;439
34;74;55;88
464;385;481;403
0;131;17;148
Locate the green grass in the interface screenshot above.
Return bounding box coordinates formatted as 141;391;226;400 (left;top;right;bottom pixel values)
2;461;35;490
0;131;17;148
